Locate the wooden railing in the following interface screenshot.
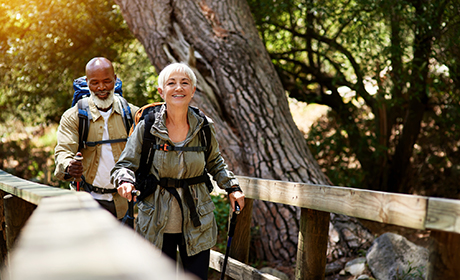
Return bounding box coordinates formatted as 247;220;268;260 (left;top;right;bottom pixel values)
0;170;198;280
1;169;459;279
211;176;460;279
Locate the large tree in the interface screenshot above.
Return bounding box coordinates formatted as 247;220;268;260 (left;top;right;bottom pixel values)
114;0;334;266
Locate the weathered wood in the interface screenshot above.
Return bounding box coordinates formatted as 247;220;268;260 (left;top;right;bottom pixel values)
0;170;71;205
229;198;253;264
296;208;330;280
427;230;460;279
236;176;427;230
426;197;460;232
209;250;281;280
2;193;197;280
3;194;36;252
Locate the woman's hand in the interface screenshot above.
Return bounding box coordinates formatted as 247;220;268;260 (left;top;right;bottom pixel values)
118;182;137;202
228;187;245;212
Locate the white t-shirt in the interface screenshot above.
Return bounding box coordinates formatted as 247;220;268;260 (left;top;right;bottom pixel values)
91;109;116;201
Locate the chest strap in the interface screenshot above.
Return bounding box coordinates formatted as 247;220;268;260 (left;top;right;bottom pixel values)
154;143;206;152
83;138;127;148
158;174;210;228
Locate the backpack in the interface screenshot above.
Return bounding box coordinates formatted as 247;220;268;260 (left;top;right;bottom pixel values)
132;103;213;202
72;76;133;152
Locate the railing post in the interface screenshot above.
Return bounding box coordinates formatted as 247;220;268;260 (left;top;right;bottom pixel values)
3;194;36;252
229;198;253;264
427;230;460;279
295;208;330;280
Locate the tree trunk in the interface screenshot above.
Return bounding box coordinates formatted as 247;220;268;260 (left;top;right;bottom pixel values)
114;0;330;263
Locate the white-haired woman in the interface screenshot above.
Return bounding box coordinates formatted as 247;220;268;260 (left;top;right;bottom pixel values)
111;63;244;279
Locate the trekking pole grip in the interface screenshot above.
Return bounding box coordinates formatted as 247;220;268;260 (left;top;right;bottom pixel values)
73;154;83;183
131;189;141;197
234;201;241;215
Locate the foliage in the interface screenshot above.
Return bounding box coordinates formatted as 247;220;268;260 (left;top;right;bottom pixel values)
0;0;158;126
248;0;460;195
396;262;425;280
212;193;230;252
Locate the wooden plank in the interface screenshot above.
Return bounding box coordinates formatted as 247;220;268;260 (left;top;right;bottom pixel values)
2;193;197;280
235;176;428;230
0;170;72;205
426;197;460;233
209;250;282;280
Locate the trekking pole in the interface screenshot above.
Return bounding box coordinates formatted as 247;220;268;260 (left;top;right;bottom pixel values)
73;154;83;191
220;202;240;280
127;189;141;229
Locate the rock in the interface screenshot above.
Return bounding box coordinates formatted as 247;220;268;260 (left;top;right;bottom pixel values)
259;267;290;280
344;257;367;276
325;260;343;275
366;232;428;280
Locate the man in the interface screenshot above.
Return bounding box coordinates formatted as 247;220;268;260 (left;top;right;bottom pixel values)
54;57;139;220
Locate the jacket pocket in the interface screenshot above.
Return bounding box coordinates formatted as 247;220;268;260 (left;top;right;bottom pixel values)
137;200;155;235
197;199;215;232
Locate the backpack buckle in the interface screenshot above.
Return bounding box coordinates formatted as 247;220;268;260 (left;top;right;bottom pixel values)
160;144;171;151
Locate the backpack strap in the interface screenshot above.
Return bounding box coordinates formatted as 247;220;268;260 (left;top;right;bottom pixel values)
115;94;133;135
77;98;92;152
135;108;160;201
136;109;159;183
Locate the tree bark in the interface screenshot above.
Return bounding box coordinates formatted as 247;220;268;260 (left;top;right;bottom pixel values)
114;0;330;264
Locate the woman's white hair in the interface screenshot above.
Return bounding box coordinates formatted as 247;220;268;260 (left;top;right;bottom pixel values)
157;63;197;90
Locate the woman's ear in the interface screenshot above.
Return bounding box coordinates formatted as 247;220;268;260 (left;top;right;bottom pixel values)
158;87;164;99
191;86;196;98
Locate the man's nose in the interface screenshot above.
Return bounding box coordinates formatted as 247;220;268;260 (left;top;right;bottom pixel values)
96;82;107;91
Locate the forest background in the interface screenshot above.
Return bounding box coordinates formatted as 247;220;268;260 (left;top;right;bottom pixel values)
1;0;460;276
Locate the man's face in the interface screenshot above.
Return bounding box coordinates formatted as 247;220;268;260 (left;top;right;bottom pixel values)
86;67;116;100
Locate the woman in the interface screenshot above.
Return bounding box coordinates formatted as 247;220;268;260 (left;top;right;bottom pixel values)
111;63;245;279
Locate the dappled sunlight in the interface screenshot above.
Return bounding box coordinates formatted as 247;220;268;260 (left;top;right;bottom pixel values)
288;97;329;135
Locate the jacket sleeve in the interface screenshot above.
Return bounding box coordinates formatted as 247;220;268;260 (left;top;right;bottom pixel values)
205;121;240;190
110;119;144;187
54;108;79;181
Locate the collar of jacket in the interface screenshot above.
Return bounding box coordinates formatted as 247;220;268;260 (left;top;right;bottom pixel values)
151;104;205;144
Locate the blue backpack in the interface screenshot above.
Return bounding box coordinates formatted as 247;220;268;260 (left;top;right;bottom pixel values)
71;76;133;152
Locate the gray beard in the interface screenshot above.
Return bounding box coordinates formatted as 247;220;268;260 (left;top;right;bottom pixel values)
90;89;115;110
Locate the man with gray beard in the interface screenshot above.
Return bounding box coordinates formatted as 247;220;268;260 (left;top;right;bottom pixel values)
54;57;139;220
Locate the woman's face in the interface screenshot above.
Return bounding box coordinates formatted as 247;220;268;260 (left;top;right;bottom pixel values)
159;71;195;106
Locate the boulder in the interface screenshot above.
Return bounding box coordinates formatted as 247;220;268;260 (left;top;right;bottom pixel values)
366;232;427;280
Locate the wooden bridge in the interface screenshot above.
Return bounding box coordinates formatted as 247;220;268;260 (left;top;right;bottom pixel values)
0;169;459;279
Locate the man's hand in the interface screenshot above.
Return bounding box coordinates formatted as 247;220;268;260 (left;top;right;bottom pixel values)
118;182;137;202
67;152;83;180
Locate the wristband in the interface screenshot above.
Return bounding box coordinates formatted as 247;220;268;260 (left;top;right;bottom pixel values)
225;186;242;195
119;180;135;186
